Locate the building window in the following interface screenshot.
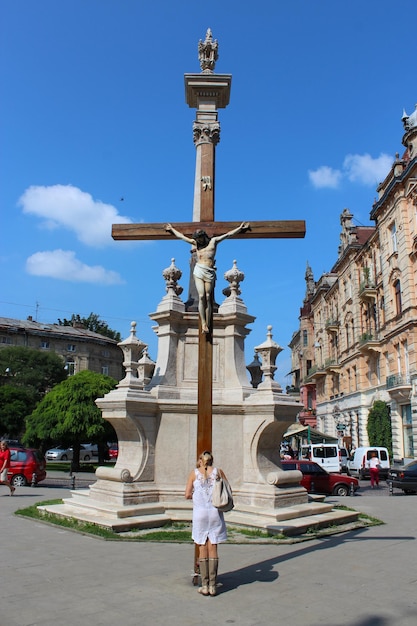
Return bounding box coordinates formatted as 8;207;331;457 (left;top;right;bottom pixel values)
390;222;397;253
40;341;49;349
65;361;75;376
394;279;402;315
67;344;76;352
404;341;409;378
102;349;110;357
402;405;414;458
396;343;401;376
302;330;308;347
1;336;12;344
348;276;352;299
101;365;109;376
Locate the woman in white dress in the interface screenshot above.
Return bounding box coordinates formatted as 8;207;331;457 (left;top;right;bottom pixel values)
185;451;228;596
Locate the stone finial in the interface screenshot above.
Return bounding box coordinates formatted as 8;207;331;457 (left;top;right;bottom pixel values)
137;347;156;386
254;326;283;391
117;321;147;389
198;28;218;73
162;258;183;296
222;260;244;297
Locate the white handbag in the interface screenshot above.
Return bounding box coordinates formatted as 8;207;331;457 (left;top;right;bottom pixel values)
212;473;234;512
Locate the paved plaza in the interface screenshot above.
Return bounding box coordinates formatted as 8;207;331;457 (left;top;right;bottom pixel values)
1;480;416;626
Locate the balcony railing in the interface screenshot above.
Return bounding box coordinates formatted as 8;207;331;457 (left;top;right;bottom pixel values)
324;358;341;372
359;333;381;353
359;282;377;301
386;374;411;389
325;319;340;333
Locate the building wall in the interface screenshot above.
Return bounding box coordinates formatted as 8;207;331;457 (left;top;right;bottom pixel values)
0;317;124;381
290;117;417;462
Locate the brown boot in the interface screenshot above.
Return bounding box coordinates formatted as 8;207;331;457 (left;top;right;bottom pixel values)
208;558;218;596
198;559;209;596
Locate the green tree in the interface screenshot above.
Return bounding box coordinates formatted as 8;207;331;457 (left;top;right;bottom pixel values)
0;386;35;438
57;313;122;342
24;370;117;469
0;346;68;438
367;400;392;455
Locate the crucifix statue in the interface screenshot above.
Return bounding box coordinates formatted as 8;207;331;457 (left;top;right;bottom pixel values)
112;28;305;462
165;221;250;333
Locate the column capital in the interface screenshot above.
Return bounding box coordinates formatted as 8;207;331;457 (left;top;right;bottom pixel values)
193;120;220;146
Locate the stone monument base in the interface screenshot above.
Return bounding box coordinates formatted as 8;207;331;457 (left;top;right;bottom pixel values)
41;491;359;535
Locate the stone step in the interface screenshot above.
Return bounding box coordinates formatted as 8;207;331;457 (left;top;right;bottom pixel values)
39;502;172;532
266;508;360;537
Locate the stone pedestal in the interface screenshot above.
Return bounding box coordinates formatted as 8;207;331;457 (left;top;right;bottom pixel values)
45;268;350;532
43;32;360;534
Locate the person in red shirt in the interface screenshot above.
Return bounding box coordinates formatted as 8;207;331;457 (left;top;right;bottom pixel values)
0;441;15;495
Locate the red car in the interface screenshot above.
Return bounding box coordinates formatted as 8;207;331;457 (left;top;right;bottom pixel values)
7;447;47;487
108;444;118;460
281;459;359;496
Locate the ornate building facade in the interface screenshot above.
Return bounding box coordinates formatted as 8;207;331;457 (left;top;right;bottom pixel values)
289;105;417;462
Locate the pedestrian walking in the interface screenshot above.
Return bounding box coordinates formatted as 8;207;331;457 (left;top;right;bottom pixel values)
368;451;380;488
185;451;228;596
0;441;15;495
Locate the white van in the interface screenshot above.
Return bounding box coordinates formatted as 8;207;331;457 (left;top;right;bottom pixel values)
300;443;341;473
346;447;390;480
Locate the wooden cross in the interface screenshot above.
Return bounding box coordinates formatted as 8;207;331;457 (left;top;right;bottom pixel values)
112;218;305;457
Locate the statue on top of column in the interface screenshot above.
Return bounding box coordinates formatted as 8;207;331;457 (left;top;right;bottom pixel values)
198;28;218;73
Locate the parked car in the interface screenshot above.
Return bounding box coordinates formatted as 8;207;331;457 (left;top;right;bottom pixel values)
108;444;118;460
45;444;97;462
281;459;359;496
388;460;417;494
7;447;47;487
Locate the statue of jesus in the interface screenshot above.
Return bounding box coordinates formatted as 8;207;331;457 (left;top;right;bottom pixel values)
165;222;250;333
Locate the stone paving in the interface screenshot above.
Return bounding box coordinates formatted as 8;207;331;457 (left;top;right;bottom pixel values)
1;479;416;626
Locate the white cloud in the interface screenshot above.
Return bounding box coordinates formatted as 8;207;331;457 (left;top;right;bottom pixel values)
308;166;342;189
26;249;124;285
343;153;393;185
18;184;132;247
309;152;393;189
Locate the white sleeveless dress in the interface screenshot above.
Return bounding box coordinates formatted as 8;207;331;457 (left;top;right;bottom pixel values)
192;467;227;545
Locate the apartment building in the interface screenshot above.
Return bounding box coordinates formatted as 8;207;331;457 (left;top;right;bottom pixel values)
0;316;124;381
289;105;417;462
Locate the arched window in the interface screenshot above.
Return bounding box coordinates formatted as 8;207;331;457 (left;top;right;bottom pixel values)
394;279;402;315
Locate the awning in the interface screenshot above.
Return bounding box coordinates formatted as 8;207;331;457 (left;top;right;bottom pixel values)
283;423;338;443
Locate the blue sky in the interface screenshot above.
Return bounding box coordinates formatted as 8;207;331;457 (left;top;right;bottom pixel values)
1;1;416;388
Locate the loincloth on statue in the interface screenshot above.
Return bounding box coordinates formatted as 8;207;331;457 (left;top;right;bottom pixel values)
193;263;216;283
